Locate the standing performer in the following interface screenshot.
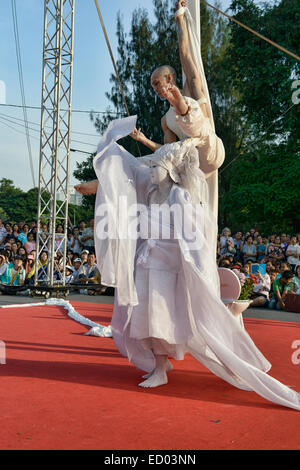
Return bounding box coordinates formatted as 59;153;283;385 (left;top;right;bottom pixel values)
75;2;300;410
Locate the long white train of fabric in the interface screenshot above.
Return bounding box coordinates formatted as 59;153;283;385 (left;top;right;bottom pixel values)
0;299;112;338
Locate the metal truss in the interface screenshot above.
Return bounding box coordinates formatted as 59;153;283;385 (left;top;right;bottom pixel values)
35;0;75;287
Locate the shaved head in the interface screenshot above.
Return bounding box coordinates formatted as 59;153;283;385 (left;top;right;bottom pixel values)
151;65;177;84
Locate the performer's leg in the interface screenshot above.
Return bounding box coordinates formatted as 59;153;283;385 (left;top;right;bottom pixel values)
139;354;169;388
74;179;98;195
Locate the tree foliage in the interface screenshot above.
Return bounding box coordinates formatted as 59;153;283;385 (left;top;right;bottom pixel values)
74;0;300;234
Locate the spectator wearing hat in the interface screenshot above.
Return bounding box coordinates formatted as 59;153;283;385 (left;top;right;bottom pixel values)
71;258;82;284
65;266;75;284
0;255;25;286
81;250;89;265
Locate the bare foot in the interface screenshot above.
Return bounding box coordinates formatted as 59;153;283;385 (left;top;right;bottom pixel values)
142;359;173;379
74;179;98;195
138;370;168;388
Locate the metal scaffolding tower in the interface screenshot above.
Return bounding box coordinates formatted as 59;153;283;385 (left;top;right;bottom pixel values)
35;0;75;288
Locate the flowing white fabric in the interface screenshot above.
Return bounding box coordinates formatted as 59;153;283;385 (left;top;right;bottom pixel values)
93;116;300;411
0;300;112;337
178;5;220;233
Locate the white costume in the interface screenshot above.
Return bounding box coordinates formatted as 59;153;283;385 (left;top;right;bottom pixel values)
93;116;300;411
91;5;299;411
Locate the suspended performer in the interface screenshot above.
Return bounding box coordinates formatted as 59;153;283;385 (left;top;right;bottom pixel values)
75;1;300;410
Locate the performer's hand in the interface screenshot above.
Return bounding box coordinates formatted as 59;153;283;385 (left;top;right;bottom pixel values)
130;127;146;144
161;85;189;116
176;0;188;12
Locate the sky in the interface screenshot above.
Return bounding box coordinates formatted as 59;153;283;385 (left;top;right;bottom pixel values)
0;0;234;192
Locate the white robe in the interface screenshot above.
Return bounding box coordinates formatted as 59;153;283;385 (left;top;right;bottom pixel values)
93;116;300;411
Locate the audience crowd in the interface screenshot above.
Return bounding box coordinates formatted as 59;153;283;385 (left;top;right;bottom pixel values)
218;227;300;311
0;217;111;297
0;217;300;311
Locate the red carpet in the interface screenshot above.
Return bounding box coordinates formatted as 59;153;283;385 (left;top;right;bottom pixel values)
0;301;299;450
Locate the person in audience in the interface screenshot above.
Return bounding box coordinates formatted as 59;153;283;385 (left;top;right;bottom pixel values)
233;231;243;262
0;252;7;278
24;232;36;255
18;224;30;245
81;250;89;265
249;270;271;308
69;227;83;254
290;265;300;294
78;253;99;284
242;236;257;263
219;227;235;257
268;270;294;311
267;235;285;264
0;255;25;287
286;236;300;272
256;235;267;262
81;219;95;254
0;219;7;246
71;258;82;284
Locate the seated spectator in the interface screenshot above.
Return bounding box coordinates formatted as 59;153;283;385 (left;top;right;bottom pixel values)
290;265;300;294
0;255;25;287
81;250;89;265
242;263;251;279
267;236;285;263
249;270;271;308
0;251;7;278
218;258;231;268
242;236;257;263
78;220;87;236
81;219;95;254
275;262;292;280
78;253;99;284
24;232;36;255
25;254;35;283
70;258;82;284
27;251;49;283
69;227;83;254
0;219;7;246
4;223;13;242
268;270;294;311
256;235;267;262
281;233;288;254
54;224;65;253
12;224;19;241
18;223;30;245
233;232;244;262
65;266;74;284
286;236;300;272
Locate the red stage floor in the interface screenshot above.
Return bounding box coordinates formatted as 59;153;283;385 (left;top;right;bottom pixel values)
0;301;299;450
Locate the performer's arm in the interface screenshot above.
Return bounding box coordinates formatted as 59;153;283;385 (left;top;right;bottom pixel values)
175;1;209;118
130;127;162;152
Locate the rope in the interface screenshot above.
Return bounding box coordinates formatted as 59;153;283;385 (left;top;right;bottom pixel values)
93;0;130;116
11;0;36;187
93;0;141;156
202;0;300;62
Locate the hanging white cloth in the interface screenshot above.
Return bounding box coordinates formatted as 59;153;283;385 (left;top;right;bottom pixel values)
177;3;220;226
